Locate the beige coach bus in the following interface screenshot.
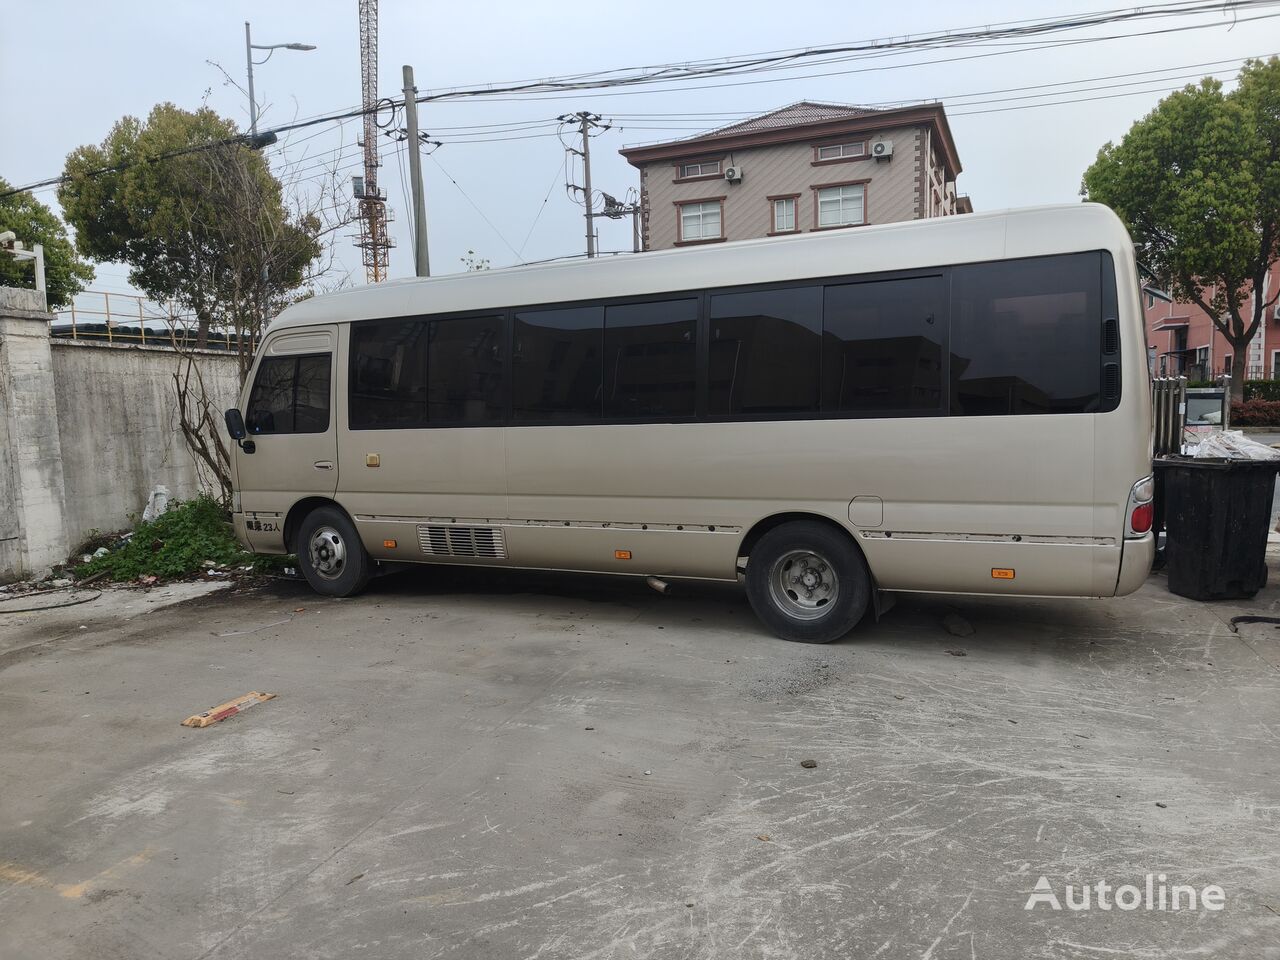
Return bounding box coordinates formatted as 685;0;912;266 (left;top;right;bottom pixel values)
224;202;1154;643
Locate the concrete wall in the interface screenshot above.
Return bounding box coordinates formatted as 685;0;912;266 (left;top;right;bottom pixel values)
642;127;926;250
0;288;240;580
50;340;241;544
0;288;68;579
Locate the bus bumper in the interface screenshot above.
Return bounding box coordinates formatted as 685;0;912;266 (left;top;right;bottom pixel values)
1115;533;1155;596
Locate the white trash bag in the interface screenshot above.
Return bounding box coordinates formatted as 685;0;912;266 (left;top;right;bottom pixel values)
1187;430;1280;461
142;484;172;522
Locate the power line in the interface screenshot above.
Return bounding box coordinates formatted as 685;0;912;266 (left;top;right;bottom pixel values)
427;154;524;263
5;1;1273;199
518;154;568;258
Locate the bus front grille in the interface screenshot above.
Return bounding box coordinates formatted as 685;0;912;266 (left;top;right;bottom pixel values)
416;524;508;559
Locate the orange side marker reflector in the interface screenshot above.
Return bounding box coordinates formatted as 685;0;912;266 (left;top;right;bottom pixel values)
181;691;276;728
992;568;1015;580
383;539;397;549
615;550;632;560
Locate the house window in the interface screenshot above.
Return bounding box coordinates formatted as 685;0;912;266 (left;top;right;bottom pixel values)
815;184;865;228
815;142;866;162
771;196;797;233
678;159;721;179
678;200;723;242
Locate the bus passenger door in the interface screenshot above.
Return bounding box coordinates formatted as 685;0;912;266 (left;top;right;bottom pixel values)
233;327;340;553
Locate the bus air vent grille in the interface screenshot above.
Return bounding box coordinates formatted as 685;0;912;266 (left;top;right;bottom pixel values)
417;524;508;559
1102;362;1120;402
1103;317;1119;355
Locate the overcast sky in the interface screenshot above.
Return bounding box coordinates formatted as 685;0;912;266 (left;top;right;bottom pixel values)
3;1;1278;302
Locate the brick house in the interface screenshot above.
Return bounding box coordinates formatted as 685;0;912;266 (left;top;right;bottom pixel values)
1144;264;1280;381
618;101;971;252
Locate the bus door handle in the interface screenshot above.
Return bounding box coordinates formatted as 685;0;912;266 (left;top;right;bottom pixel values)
313;460;335;471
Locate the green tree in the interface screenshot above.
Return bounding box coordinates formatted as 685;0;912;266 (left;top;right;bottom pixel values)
1083;58;1280;398
0;178;94;309
58;102;320;347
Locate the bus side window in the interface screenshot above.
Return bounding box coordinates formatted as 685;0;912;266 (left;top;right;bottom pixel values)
246;354;331;435
950;253;1102;416
709;286;821;417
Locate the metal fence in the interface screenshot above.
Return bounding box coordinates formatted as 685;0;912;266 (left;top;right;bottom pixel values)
51;290;243;351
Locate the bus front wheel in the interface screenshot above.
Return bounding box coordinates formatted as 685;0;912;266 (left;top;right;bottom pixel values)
296;506;371;597
745;521;870;643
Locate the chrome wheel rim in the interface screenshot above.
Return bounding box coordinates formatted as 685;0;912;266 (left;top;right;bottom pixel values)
308;526;347;581
769;549;839;621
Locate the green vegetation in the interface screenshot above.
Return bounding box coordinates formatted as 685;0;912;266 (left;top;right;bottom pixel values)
0;176;94;309
57;103;321;347
1083;58;1280;400
73;495;287;582
1244;380;1280;402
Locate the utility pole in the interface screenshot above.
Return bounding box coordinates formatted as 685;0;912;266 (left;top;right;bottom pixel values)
401;65;431;277
245;23;257;138
560;112;610;258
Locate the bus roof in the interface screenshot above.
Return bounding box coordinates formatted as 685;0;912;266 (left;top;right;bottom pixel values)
271;203;1131;331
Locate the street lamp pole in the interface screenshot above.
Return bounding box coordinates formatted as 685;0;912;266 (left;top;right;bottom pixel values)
243;21;316;138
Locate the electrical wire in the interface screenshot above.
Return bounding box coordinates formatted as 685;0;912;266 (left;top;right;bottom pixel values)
428;155;525;263
517;153;568;258
6;1;1273;198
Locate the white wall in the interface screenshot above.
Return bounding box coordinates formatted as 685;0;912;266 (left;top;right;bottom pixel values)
0;292;241;580
49;340;242;546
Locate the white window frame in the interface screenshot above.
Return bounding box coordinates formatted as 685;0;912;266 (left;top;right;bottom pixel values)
678;159;721;179
678;200;723;242
816;184;866;229
771;197;797;233
816;142;867;161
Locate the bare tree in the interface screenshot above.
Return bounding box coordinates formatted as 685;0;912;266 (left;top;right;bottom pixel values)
166;139;354;503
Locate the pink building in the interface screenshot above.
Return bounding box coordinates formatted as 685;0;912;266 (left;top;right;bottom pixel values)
1144;264;1280;382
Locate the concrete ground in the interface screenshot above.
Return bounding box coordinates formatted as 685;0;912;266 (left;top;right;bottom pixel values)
1;564;1279;959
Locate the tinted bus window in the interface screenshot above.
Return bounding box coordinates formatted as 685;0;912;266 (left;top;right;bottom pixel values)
246;354;331;434
427;314;504;423
951;253;1102;415
513;306;603;421
349;318;429;429
604;299;697;418
821;276;945;415
709;286;821;416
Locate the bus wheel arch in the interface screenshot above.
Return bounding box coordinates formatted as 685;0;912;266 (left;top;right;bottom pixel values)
739;512;865;565
739;513;872;644
284;496;347;554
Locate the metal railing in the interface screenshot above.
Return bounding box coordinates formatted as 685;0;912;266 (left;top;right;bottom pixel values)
51;290;243;351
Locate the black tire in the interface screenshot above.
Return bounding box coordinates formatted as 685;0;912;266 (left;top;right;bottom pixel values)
295;506;371;597
744;520;870;643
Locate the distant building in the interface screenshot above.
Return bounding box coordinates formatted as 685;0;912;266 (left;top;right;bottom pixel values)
619;101;971;252
1144;264;1279;381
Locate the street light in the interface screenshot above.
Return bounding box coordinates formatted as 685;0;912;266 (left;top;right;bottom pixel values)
244;21;316;137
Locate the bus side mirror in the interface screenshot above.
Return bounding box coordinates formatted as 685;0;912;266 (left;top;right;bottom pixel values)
225;408;247;440
225;408;255;453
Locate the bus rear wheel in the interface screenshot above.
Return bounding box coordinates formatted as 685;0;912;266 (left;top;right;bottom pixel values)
296;506;371;597
745;521;870;643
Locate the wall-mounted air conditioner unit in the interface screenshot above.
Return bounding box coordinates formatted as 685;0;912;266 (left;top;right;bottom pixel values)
872;140;894;159
724;166;743;182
